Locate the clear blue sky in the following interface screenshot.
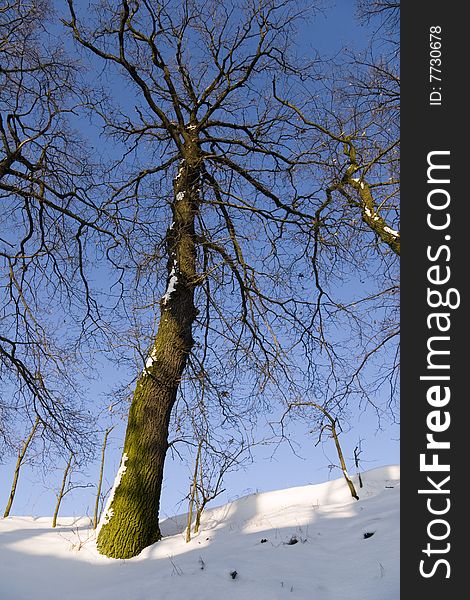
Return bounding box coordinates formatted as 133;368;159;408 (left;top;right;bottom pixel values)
0;0;399;520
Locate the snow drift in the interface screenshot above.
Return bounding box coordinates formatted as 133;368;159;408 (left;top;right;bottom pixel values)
0;465;399;600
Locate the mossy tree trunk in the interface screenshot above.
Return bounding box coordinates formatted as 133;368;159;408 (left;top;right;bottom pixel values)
97;147;201;559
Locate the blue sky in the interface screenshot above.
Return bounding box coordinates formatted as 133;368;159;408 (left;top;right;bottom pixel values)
0;0;399;520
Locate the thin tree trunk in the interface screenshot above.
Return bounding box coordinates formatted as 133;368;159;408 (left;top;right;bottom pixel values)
194;500;206;535
354;445;364;488
93;427;114;529
52;452;73;528
289;401;359;501
330;421;359;500
3;417;40;518
185;441;202;543
193;444;206;534
97;153;200;559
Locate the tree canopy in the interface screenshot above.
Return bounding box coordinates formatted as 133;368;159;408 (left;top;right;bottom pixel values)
0;0;399;557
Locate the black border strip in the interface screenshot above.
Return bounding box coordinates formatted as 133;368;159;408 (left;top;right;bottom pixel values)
401;3;465;596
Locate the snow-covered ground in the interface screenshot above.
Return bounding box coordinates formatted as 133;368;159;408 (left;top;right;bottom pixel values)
0;465;399;600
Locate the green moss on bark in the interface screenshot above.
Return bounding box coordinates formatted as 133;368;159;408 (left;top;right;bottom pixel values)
97;158;199;559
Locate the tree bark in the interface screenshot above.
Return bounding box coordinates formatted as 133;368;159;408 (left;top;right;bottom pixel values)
3;417;40;518
97;152;200;558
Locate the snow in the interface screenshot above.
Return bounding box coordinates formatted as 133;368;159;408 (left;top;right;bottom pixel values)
97;453;128;532
350;178;365;189
145;347;158;369
162;273;178;304
383;226;399;238
175;161;185;182
176;191;185;202
364;207;380;222
0;466;399;600
161;261;179;305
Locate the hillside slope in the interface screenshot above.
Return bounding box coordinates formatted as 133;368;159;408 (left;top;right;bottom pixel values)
0;465;399;600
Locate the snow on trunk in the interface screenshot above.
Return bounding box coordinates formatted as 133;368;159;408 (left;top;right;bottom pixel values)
96;453;128;533
161;259;179;305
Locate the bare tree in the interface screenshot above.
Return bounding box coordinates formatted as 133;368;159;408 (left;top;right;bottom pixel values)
93;426;114;530
193;441;247;535
57;0;401;558
0;0;120;454
3;416;40;517
354;441;364;489
185;439;201;543
271;0;400;430
1;1;399;547
65;0;341;558
52;453;73;528
51;452;93;528
184;432;249;541
281;401;359;500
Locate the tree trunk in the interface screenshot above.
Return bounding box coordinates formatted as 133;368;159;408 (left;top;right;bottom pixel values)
330;422;359;501
97;154;200;559
52;452;73;528
194;443;206;534
3;417;40;518
354;445;364;489
194;501;205;534
290;402;359;501
93;427;113;529
186;440;202;543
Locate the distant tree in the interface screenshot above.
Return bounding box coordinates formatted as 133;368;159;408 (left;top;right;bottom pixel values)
282;401;359;500
185;434;249;541
3;417;40;517
354;441;364;489
185;439;201;543
93;427;114;530
51;452;93;528
52;453;73;528
192;441;247;535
